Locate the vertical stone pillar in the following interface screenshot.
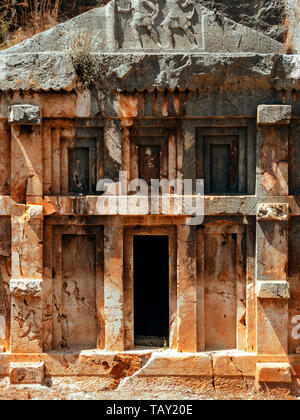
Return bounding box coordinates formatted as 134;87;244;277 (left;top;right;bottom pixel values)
9;105;43;353
104;220;125;351
182;120;196;192
177;224;197;352
255;105;291;356
10;205;43;353
104;119;122;183
9;105;42;203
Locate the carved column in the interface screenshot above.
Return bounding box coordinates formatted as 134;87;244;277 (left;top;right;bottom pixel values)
182;120;196;192
177;224;197;352
104;118;122;182
9;105;43;353
255;105;291;356
104;219;125;351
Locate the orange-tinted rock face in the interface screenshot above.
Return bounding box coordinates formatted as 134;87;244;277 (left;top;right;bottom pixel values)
0;88;298;398
0;91;298;399
0;0;299;397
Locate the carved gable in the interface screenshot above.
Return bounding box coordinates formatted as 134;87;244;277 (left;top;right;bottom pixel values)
3;0;283;55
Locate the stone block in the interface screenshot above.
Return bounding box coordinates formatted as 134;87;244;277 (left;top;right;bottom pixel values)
27;204;43;220
257;105;292;126
8;104;41;125
256;363;291;383
9;362;45;384
10;279;42;298
256;280;290;299
256;299;288;354
257;203;289;221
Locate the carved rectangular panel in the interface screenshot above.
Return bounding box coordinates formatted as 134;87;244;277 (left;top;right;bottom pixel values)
62;234;97;349
52;225;104;350
48;125;104;195
196;127;249;195
210;144;231;193
68;147;90;194
204;232;237;349
197;224;246;351
138;145;160;185
62;138;97;194
129;126;176;182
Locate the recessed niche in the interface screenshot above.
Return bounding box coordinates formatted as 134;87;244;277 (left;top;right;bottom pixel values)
196;127;251;195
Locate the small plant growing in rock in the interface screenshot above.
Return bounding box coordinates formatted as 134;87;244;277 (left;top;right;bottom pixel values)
64;28;102;89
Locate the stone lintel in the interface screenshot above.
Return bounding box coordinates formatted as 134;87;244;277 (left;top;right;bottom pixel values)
257;203;289;221
256;363;291;383
10;279;42;298
8;104;41;125
42;195;300;217
257;105;292;126
256;280;290;299
9;362;45;384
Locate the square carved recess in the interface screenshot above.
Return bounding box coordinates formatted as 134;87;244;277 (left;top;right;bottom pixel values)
196;126;254;195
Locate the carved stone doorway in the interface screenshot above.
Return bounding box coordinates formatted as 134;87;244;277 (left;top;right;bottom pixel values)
133;235;169;347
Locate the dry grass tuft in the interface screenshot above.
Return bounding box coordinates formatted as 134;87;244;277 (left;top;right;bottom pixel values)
0;0;63;48
0;0;108;49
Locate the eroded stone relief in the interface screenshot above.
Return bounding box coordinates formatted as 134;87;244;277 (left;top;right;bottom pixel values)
118;0;161;47
162;0;197;48
116;0;204;50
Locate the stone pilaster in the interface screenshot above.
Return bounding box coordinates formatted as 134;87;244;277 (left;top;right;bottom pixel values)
10;205;43;353
10;105;42;203
255;105;291;355
104;119;122;183
177;224;197;352
256;105;290;197
182;120;196;194
9;105;43;353
104;220;125;351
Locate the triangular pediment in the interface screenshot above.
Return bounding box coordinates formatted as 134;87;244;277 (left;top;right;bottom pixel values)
3;0;283;55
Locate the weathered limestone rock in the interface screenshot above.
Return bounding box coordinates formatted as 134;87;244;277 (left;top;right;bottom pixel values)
9;362;45;385
104;221;125;352
257;105;292;126
8;104;41;125
255;104;291;358
60;0;291;44
0;0;299;398
177;225;197;353
256;363;291;384
257;203;289;221
256;129;289;197
198;0;289;43
10;279;42;298
10;205;43;353
1;1;284;55
10;124;43;203
256;281;290;299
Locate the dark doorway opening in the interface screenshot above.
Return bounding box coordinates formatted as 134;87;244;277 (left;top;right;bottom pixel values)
134;235;169;347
